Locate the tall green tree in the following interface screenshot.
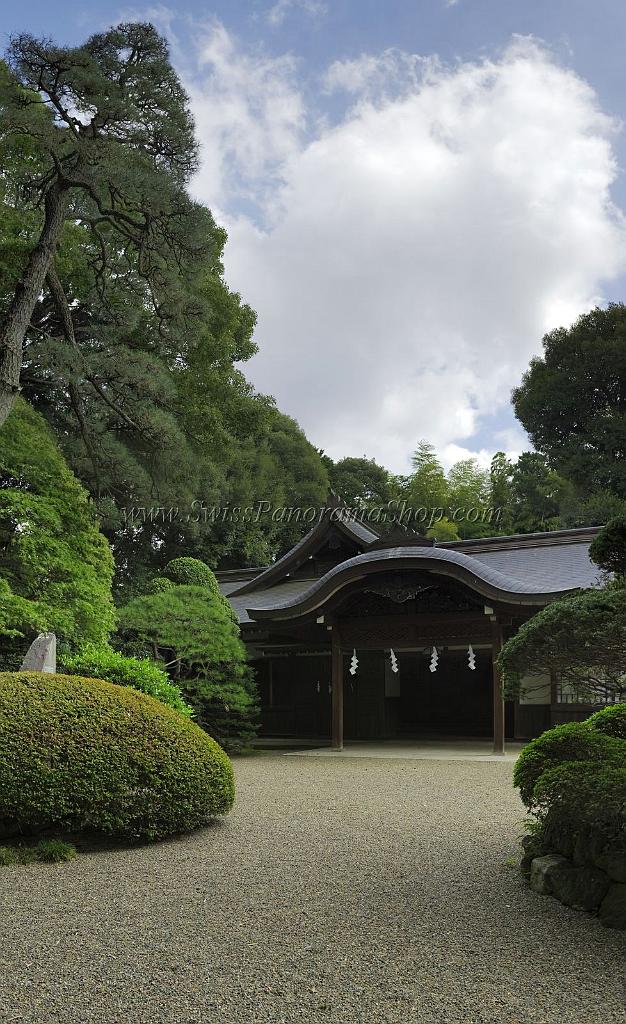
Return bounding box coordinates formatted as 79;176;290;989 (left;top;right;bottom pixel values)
0;29;331;586
489;452;514;534
513;305;626;500
406;441;449;518
447;458;493;538
327;456;394;510
0;24;209;425
510;453;567;534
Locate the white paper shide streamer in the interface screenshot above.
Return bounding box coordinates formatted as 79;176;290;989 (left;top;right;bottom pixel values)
467;644;476;671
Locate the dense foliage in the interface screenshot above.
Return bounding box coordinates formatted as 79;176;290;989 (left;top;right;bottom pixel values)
0;672;234;841
513;305;626;508
60;644;193;717
0;23;208;426
0;398;115;651
0;28;330;588
514;707;626;856
589;517;626;579
499;518;626;704
498;588;626;703
118;580;258;751
162;557;220;590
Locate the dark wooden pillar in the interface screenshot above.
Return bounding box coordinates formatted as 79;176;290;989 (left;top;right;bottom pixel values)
331;627;344;751
490;616;505;755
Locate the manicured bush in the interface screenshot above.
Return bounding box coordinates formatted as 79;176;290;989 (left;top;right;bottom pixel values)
533;760;626;852
499;588;626;703
60;644;193;717
163;557;219;591
0;672;234;842
146;577;175;595
184;666;259;753
118;584;258;752
586;703;626;740
513;721;620;807
515;708;626;872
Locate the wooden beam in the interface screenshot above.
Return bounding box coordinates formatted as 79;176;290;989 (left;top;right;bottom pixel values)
491;616;505;755
331;627;344;751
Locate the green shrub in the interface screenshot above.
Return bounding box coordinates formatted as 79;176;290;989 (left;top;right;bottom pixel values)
184;666;259;753
33;839;77;863
118;584;258;752
0;846;18;865
60;644;193;717
163;557;219;591
533;759;626;852
146;577;175;595
0;399;115;650
586;703;626;739
0;672;235;842
513;721;619;807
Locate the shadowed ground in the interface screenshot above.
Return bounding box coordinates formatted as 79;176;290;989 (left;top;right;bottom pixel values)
0;755;624;1023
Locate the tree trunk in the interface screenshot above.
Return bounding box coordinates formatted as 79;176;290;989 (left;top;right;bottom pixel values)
0;184;68;427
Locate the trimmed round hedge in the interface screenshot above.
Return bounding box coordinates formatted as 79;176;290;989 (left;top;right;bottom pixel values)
0;672;235;842
163;557;219;591
586;703;626;739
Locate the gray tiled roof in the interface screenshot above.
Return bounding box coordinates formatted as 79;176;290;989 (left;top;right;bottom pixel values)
221;540;604;625
225;579;316;625
230;516;379;595
469;543;602;593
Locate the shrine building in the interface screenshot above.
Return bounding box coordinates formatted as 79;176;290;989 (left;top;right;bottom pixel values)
217;510;603;753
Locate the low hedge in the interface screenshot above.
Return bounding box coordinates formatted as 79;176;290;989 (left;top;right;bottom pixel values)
0;672;234;842
60;644;194;718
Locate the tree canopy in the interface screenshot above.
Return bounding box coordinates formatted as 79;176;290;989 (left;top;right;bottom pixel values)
589;517;626;579
499;519;626;703
0;398;115;649
117;578;258;751
326;456;395;509
0;24;211;426
0;27;331;589
513;305;626;503
499;588;626;703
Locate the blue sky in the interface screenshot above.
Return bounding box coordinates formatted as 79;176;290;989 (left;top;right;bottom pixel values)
2;1;626;471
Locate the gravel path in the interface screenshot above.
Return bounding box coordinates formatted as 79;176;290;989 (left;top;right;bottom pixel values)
0;754;624;1024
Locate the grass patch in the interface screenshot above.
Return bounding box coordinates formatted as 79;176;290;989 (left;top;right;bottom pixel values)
34;839;78;863
0;839;78;865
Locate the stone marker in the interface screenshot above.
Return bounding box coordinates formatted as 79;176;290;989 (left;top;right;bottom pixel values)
19;632;57;673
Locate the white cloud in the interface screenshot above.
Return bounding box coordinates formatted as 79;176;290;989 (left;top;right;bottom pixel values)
267;0;328;28
181;20;305;215
184;27;626;472
324;49;434;100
